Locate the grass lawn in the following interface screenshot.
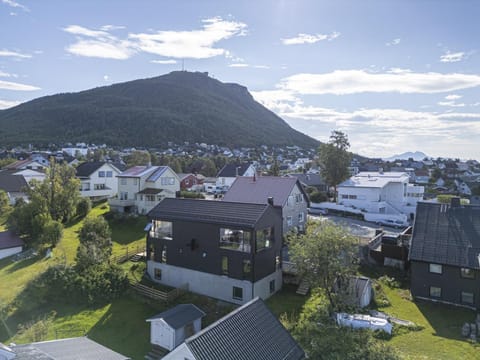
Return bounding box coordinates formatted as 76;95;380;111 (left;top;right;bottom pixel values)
361;267;479;359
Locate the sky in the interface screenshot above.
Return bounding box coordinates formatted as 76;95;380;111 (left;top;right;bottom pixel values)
1;0;480;160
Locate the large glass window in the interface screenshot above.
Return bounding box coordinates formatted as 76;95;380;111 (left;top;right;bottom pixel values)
429;263;443;274
151;220;173;240
429;286;441;298
256;227;274;252
461;268;474;279
461;291;474;304
220;228;251;252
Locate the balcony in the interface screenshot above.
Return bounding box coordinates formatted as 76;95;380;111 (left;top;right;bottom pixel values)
108;198;135;207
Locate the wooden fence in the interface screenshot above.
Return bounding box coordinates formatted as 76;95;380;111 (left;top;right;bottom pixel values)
112;245;146;264
129;281;188;303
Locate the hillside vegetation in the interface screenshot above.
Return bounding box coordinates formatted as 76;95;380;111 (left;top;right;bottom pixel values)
0;71;318;148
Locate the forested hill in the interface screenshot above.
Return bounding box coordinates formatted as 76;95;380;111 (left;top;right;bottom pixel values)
0;71;319;148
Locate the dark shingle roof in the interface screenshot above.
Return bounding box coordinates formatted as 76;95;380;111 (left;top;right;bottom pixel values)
184;297;305;360
75;162;106;177
147;304;206;329
13;337;130;360
409;202;480;268
223;176;308;207
216;163;252;178
0;231;24;250
0;174;28;192
288;173;325;187
148;198;269;228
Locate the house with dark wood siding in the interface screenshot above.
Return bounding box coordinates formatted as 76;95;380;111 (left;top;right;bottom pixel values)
146;198;283;305
409;198;480;309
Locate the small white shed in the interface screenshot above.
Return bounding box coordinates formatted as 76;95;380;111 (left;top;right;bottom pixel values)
146;304;205;351
0;231;24;260
334;276;373;309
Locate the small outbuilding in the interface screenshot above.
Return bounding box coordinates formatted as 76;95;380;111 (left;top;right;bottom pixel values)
334;276;373;309
0;231;24;260
146;304;205;351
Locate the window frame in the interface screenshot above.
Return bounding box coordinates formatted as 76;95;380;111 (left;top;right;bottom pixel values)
255;227;274;252
429;286;441;298
154;268;162;280
429;263;443;274
98;171;105;178
269;279;275;294
232;286;243;300
460;267;474;279
461;291;474;304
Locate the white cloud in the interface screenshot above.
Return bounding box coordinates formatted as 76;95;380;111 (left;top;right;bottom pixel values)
278;70;480;95
228;63;269;69
281;32;340;45
1;0;28;12
0;99;21;109
438;100;465;107
445;94;462;100
150;59;177;64
0;70;15;77
130;17;247;59
0;79;40;91
386;38;401;46
103;75;109;81
63;18;247;60
440;51;465;63
0;49;31;58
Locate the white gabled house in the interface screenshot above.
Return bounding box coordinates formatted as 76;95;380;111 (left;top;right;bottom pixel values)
216;163;256;190
76;162;122;200
109;165;180;214
337;172;424;221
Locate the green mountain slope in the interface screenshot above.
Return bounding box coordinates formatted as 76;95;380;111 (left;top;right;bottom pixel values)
0;71;319;148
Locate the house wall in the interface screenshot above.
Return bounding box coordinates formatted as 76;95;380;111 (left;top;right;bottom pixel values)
180;175;198;190
79;164;120;199
150;320;175;350
137;168;180;214
0;246;23;260
282;184;308;234
410;261;480;309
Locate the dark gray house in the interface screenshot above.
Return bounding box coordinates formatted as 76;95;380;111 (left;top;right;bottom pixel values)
409;199;480;309
287;173;327;192
162;297;305;360
146;198;283;305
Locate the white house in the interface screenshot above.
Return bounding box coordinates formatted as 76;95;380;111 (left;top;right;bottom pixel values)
216;163;256;190
76;162;121;200
337;172;424;221
146;304;205;351
0;174;29;205
0;231;24;260
109;165;180;214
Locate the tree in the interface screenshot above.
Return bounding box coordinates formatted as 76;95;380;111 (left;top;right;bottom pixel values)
202;158;217;177
76;216;112;271
270;159;280;176
318;130;352;202
288;220;358;308
39;219;63;247
0;190;10;213
124;150;151;168
76;197;92;218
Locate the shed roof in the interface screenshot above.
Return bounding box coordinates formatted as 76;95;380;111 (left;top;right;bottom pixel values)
147;304;206;329
183;297;304;360
148;198;270;228
409;201;480;268
0;231;24;250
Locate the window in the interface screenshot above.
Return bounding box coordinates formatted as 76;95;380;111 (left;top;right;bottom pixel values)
120;192;128;200
106;171;113;177
429;286;441;298
145;195;156;202
98;171;105;177
120;178;127;185
342;194;348;199
461;291;474;304
275;255;281;270
243;259;251;279
161;177;175;186
461;268;474;279
233;286;243;300
429;263;443;274
161;246;167;263
348;195;357;199
269;280;275;294
287;195;294;206
222;256;229;275
298;212;304;223
219;228;251;252
256;227;274;252
133;178;138;185
295;193;303;203
154;268;162;280
151;220;173;240
94;184;106;190
287;216;292;227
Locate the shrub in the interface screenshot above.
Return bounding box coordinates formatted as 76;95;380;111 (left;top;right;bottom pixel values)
76;197;92;218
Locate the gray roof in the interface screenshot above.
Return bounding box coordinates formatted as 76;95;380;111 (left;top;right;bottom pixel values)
75;162;106;177
0;173;28;193
12;337;130;360
147;304;206;329
148;198;271;228
223;176;309;207
287;173;325;187
216;163;252;178
0;231;24;250
409;201;480;268
183;297;304;360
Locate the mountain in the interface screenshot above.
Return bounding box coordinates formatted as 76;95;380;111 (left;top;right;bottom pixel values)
383;151;428;162
0;71;319;149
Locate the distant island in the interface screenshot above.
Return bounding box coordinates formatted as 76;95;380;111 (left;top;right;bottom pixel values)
383;151;428;162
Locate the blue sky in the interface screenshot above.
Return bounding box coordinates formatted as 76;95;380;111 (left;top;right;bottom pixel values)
1;0;480;160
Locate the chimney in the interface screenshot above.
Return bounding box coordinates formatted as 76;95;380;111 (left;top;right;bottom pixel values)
267;197;274;206
450;197;461;208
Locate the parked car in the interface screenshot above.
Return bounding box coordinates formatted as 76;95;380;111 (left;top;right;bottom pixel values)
375;219;406;228
308;207;328;215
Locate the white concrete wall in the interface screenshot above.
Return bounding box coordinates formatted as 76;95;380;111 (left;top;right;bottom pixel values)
147;261;280;305
0;246;22;260
151;320;175;350
162;343;195;360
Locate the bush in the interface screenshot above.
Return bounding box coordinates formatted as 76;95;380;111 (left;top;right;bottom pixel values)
177;191;205;199
76;197;92;218
309;191;328;203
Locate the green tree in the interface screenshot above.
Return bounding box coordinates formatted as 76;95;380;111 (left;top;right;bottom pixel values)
202;158;217;177
288;220;358;308
124;150;150;168
0;190;10;213
270;159;280;176
76;216;112;271
318;130;352;202
76;197;92;218
39;219;63;247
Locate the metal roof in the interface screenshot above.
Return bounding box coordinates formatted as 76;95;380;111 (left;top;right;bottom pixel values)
146;304;206;329
12;337;130;360
339;172;409;189
216;163;252;178
146;166;169;182
148;198;270;228
184;297;305;360
0;231;24;250
409;201;480;269
117;165;157;178
0;173;28;193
